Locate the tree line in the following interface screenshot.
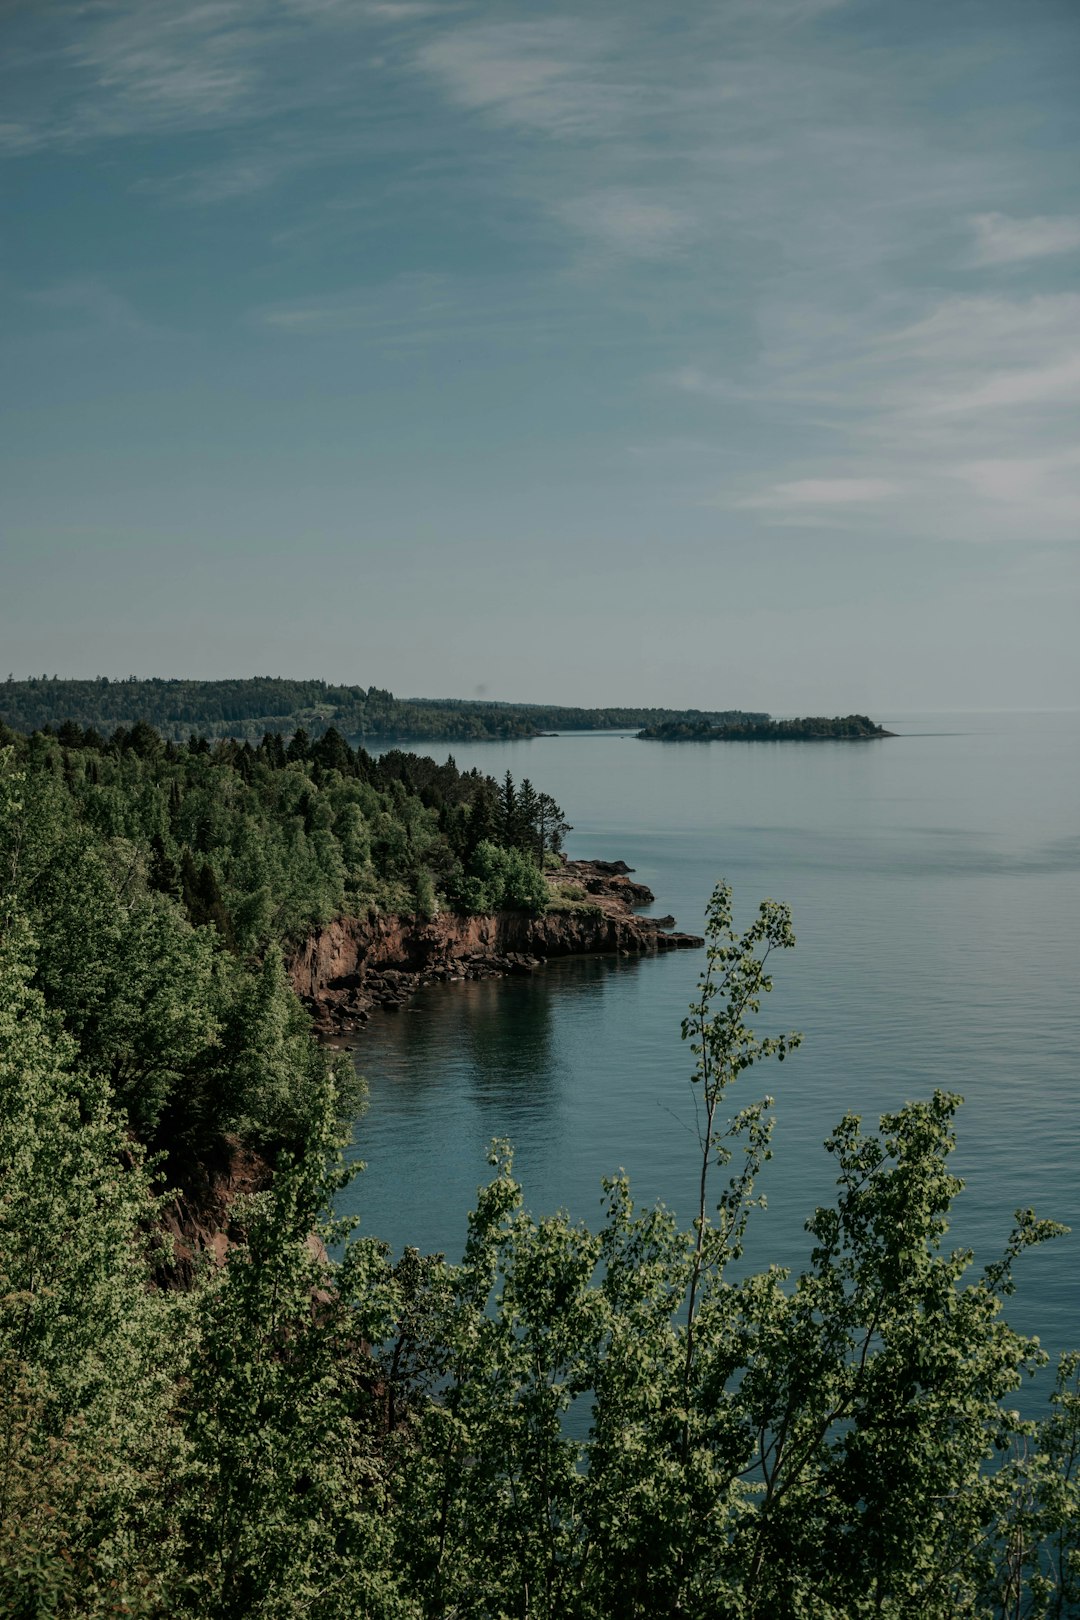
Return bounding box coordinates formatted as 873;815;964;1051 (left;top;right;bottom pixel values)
638;714;893;741
0;675;767;743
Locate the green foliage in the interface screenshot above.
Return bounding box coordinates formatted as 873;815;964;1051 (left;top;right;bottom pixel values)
0;845;1076;1616
2;724;568;949
0;747;352;1166
173;1091;412;1619
0;730;576;1155
374;887;1073;1618
546;881;602;915
457;839;549;914
414;869;438;921
0;919;185;1614
0;675;768;743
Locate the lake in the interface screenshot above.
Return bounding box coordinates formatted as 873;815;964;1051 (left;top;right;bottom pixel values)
340;711;1080;1384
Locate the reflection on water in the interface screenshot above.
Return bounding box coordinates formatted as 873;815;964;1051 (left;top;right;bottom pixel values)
340;712;1080;1401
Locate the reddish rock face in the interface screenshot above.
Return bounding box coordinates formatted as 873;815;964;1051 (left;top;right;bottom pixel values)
287;859;703;1037
158;862;703;1289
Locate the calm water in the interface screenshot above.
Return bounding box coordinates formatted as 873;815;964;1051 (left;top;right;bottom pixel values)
340;712;1080;1381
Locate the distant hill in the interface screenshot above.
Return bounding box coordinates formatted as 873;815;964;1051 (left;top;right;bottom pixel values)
0;676;768;743
638;714;893;741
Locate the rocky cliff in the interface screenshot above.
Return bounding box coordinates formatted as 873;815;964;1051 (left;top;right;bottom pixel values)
288;859;703;1036
160;861;700;1284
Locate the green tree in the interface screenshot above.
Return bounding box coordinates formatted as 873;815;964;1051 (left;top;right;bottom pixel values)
384;883;1072;1619
0;917;185;1614
173;1085;411;1619
414;868;438;921
498;771;517;846
458;840;548;914
537;791;571;858
286;727;310;764
515;777;540;856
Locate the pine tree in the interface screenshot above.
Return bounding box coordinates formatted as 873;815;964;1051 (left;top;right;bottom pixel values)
497;771;517;847
148;831;180;896
537;792;571;857
287;728;311;764
516;777;541;858
260;731;286;769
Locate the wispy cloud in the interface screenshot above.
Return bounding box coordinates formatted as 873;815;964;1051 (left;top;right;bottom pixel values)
676;290;1080;542
556;191;697;261
414;20;630;141
968;212;1080;267
0;121;42;155
6;0;1077;561
0;3;280;152
739;478;899;510
950;450;1080;535
255;273;455;338
0;0;439;155
924;351;1080;415
286;0;451;19
27;279;161;336
250;272;593;349
64;3;269;138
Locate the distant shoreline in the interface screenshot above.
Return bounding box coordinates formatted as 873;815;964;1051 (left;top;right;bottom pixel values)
637;714;894;742
0;678;892;748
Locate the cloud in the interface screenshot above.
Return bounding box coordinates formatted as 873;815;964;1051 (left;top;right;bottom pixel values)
873;294;1080;418
740;478;898;509
923;352;1080;416
135;148;313;205
255;275;454;337
557;191;696;260
714;291;1080;426
286;0;449;18
363;2;451;16
0;121;42;155
0;0;427;155
250;272;587;348
6;0;1077;561
414;21;629;140
949;450;1080;535
27;280;160;336
670;367;753;403
968;212;1080;267
683;291;1080;542
63;3;268;138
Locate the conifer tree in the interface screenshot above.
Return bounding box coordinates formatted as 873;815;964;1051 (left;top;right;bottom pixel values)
516;776;540;858
497;770;517;846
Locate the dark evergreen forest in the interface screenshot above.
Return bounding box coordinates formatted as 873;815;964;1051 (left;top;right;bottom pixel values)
638;714;893;740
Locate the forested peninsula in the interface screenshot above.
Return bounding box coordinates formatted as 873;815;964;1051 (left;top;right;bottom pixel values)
0;675;765;742
638;713;894;740
1;716;1077;1617
0;716;696;1159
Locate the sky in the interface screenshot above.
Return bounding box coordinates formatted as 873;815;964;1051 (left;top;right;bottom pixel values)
2;0;1078;713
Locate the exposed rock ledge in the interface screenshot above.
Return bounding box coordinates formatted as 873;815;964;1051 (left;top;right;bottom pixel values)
158;863;700;1286
288;859;703;1038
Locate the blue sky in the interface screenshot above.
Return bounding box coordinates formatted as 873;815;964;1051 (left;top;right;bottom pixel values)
2;0;1078;711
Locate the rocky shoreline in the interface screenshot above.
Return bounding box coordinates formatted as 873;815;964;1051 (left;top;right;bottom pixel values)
157;862;700;1284
288;859;703;1040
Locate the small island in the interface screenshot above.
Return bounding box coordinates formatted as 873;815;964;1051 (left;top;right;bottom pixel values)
637;713;894;741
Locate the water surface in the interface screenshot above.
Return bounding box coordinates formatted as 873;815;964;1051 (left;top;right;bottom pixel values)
340;712;1080;1380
